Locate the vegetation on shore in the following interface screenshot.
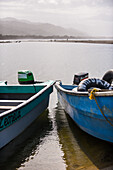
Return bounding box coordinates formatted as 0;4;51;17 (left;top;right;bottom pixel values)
0;34;76;40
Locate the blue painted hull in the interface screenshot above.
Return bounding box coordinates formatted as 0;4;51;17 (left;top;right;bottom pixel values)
55;82;113;143
0;80;54;149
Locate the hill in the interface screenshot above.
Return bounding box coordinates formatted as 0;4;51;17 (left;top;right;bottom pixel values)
0;17;86;37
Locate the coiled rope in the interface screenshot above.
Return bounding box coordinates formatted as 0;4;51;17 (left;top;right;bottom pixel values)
89;88;113;127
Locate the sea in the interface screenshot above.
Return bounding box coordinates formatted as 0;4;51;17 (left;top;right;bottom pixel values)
0;40;113;170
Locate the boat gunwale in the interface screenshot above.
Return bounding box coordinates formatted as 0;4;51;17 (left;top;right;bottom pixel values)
55;82;113;97
0;81;54;118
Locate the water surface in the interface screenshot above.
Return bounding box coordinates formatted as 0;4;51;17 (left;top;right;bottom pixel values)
0;41;113;170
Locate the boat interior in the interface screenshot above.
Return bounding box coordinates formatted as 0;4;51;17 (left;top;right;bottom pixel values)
0;85;45;114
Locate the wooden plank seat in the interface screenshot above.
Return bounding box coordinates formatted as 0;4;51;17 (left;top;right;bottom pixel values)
0;100;26;113
0;105;16;114
0;100;26;106
0;106;16;110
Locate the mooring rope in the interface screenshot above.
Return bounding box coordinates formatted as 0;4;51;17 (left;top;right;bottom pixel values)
89;88;113;127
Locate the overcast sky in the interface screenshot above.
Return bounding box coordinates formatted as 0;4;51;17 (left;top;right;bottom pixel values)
0;0;113;36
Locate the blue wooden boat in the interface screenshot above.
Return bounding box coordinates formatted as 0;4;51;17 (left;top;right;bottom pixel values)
55;71;113;143
0;71;54;149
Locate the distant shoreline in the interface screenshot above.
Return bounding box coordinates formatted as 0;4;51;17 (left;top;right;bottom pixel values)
0;39;113;44
54;39;113;44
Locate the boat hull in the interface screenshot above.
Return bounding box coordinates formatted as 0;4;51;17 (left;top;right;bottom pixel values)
56;83;113;143
0;97;49;149
0;81;54;149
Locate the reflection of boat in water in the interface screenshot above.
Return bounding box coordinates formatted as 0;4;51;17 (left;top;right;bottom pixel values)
55;70;113;143
0;109;53;169
55;104;113;170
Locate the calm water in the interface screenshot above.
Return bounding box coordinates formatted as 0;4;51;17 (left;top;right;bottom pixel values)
0;41;113;170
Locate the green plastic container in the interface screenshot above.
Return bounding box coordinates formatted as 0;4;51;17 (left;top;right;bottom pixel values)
18;70;34;84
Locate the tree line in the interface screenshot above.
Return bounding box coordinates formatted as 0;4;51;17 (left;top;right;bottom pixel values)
0;34;79;40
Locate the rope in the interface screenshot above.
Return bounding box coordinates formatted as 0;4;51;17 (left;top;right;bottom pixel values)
89;88;113;127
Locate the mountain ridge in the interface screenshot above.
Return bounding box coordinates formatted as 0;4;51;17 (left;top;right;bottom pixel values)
0;17;87;37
